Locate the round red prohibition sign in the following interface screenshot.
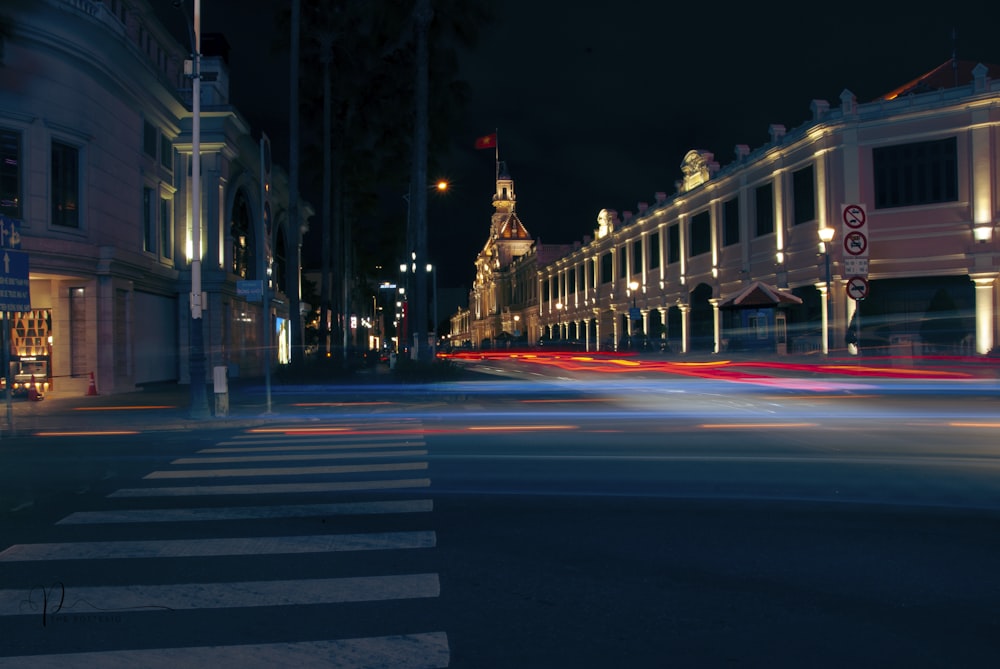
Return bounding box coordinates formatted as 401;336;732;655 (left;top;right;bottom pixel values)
844;230;867;255
847;276;869;300
843;205;866;228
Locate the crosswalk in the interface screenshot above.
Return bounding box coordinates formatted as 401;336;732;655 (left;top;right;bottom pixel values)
0;419;448;667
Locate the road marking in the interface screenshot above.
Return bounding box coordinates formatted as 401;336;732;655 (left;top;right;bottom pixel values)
144;461;428;479
0;531;436;562
0;632;449;668
201;440;425;452
57;499;433;525
699;422;818;429
171;449;427;465
108;478;432;497
0;573;440;615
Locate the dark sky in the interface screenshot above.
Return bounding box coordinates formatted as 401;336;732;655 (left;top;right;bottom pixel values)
151;1;1000;289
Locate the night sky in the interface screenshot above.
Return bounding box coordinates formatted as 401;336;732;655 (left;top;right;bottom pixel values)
151;1;1000;290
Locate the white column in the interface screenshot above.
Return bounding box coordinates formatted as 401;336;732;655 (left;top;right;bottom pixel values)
972;275;997;355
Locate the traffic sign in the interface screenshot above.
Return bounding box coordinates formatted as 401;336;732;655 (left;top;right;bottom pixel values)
842;204;870;291
846;276;869;300
843;204;866;228
0;249;31;311
0;214;22;249
844;230;868;256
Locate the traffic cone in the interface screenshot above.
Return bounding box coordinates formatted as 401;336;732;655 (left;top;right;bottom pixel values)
87;371;98;396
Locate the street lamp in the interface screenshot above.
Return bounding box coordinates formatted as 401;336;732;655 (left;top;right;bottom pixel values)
176;0;208;419
818;226;835;354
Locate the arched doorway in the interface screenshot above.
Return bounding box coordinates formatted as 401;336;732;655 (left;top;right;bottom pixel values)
690;283;714;352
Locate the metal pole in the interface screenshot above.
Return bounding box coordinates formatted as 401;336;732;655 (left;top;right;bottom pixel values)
825;251;832;354
188;0;208;419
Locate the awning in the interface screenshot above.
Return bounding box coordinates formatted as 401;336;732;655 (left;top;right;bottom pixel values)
718;281;803;309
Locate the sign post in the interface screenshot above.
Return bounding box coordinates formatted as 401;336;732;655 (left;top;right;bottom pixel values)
0;214;25;434
842;204;869;355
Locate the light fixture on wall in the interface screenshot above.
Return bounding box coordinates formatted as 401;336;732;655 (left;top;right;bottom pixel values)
973;224;994;243
775;251;785;264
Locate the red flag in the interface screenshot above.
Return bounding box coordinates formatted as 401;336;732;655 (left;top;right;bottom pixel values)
474;133;497;150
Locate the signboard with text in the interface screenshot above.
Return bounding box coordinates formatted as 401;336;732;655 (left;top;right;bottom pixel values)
0;249;31;311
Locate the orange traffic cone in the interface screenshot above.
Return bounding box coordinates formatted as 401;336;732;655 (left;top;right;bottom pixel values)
87;371;98;396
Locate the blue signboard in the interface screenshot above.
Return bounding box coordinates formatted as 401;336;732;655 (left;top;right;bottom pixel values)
236;279;263;303
0;249;30;312
0;214;22;250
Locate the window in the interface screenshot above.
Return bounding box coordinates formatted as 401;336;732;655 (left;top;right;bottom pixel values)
667;224;680;264
160;135;173;171
143;120;157;158
600;252;612;284
160;196;172;259
689;211;711;257
567;267;576;293
618;246;627;278
648;231;660;269
792;165;815;224
755;183;774;237
873;137;957;209
51;141;79;228
631;239;642;275
143;187;155;252
0;128;21;219
722;196;739;246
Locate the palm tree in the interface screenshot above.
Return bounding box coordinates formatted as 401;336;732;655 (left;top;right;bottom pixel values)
287;0;493;361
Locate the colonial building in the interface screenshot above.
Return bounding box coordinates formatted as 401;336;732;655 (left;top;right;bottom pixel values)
470;59;999;358
452;162;574;348
0;0;307;394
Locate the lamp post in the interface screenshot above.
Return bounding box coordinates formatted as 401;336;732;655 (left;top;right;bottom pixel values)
818;226;835;355
176;0;208;418
426;263;437;355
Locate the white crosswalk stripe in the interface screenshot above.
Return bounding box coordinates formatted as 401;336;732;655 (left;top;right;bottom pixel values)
0;421;448;667
0;632;449;669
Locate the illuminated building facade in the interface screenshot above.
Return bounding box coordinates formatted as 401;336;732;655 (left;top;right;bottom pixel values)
0;0;305;393
533;60;999;356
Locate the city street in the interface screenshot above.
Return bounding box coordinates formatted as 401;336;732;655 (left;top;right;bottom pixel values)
1;359;999;667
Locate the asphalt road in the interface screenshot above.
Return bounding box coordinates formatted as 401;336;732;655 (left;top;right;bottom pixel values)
1;363;998;667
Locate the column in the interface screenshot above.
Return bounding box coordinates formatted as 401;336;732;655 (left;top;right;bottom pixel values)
709;298;721;354
680;304;690;354
972;274;998;355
